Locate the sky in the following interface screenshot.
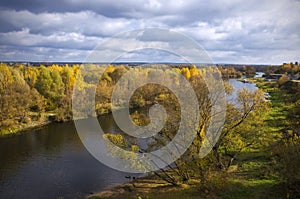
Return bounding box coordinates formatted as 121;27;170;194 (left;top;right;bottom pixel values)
0;0;299;64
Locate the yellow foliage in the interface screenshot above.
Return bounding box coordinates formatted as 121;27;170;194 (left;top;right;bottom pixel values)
190;65;199;77
104;134;127;148
106;64;115;74
49;64;63;73
0;63;13;85
181;67;191;79
131;145;140;152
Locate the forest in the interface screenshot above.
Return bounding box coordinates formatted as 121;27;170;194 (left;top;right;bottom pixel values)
0;63;245;135
0;63;300;198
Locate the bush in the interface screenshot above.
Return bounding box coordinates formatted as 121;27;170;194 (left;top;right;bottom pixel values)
272;136;300;198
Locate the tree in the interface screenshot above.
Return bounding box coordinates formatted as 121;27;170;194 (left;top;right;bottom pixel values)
213;89;269;169
61;65;75;95
278;73;290;86
0;65;33;132
181;67;191;79
35;66;65;110
272;134;300;198
35;66;53;99
109;65;127;84
23;67;38;88
242;66;256;77
56;66;75;121
50;69;65;104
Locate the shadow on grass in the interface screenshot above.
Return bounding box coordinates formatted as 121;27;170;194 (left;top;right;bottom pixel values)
221;179;283;199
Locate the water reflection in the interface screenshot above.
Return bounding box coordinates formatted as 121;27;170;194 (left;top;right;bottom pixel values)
0;120;132;199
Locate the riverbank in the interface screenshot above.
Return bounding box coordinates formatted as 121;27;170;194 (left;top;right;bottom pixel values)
87;152;283;199
0;100;156;138
0;114;52;137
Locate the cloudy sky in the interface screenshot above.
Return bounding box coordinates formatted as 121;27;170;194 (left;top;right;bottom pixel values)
0;0;299;64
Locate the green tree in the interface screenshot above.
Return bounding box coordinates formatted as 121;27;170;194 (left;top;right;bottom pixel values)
213;89;269;168
35;66;65;110
50;69;65;103
35;66;53;99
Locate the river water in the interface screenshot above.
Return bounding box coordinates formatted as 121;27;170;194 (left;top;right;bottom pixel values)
0;116;132;199
0;76;260;199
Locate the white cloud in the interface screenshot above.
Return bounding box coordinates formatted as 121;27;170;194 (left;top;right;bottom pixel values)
0;27;101;50
0;10;136;36
0;0;299;64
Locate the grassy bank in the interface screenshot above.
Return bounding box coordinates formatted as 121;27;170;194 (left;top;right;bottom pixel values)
87;152;282;199
0;112;53;137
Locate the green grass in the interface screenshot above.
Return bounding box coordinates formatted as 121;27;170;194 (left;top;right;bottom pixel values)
257;81;291;137
220;179;277;199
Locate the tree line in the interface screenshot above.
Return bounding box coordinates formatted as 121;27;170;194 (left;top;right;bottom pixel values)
0;63;219;135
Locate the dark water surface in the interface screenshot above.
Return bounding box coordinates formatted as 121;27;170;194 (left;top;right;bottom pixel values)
0;116;132;199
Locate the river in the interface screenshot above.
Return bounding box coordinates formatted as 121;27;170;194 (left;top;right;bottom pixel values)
0;116;133;199
0;76;261;199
